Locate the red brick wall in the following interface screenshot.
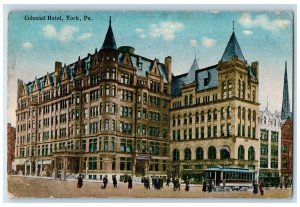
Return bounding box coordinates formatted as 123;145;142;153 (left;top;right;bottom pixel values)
281;118;293;177
7;123;16;175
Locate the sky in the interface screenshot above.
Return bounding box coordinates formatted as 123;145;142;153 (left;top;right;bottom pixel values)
7;11;294;126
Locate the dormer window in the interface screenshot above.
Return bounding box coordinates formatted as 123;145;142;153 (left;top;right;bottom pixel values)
138;63;143;70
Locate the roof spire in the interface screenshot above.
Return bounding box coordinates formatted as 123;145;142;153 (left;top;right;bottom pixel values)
233;21;235;32
221;29;245;62
267;95;269;110
281;61;291;119
101;16;117;50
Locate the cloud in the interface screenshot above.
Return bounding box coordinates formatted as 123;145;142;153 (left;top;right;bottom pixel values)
22;42;33;49
78;32;93;41
42;24;79;43
135;28;147;39
190;39;198;48
149;21;184;41
135;28;144;34
243;30;253;36
201;36;217;48
238;13;290;31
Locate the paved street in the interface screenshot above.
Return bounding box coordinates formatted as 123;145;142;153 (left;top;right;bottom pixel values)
7;176;292;199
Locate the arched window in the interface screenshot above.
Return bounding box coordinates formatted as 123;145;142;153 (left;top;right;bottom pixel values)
242;107;245;119
172;115;176;126
252;90;256;102
264;116;266;124
222;81;227;99
238;80;241;97
105;84;110;96
213;108;218;120
184;114;187;125
242;81;245;98
207;110;211;121
248;146;255;161
106;68;110;79
112;85;116;96
189;94;193;105
220;146;230;159
184;95;188;106
189;113;193;124
177;115;181;125
196;112;200;123
112;68;116;80
253;110;256;122
238;106;241;118
238;145;245;160
228;80;232;98
196;147;204;160
221;107;225;119
248;109;251;121
208;146;216;159
184;148;191;160
227;106;231;118
173;149;180;161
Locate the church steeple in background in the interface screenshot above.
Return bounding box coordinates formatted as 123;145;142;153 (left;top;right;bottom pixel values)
281;61;291;120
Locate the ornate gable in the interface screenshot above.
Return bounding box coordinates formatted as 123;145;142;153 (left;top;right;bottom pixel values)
122;52;133;67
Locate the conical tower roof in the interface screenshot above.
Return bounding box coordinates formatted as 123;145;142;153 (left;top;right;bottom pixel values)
101;17;117;50
221;32;245;62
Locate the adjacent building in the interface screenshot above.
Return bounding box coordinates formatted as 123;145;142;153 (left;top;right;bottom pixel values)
280;61;293;183
169;30;260;182
258;107;281;186
7;123;16;175
14;18;171;180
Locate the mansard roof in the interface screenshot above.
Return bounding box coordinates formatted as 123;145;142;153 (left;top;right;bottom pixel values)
221;32;245;62
171;62;218;97
23;49;168;95
118;52;168;83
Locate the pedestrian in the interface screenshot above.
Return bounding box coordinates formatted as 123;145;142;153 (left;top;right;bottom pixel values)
113;175;117;188
77;174;83;190
208;179;213;192
128;176;133;189
159;176;163;189
202;180;207;192
222;180;226;191
253;181;258;195
185;177;190;192
145;176;150;189
152;177;155;188
166;176;170;186
259;180;264;196
102;175;108;189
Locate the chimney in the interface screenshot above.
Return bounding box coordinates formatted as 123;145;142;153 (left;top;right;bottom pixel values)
54;61;62;77
17;79;24;99
251;61;259;79
165;56;172;83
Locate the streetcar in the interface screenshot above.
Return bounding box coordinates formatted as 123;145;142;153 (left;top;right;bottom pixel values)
204;166;256;191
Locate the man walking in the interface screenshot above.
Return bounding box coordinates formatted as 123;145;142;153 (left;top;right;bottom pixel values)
102;175;108;189
113;175;117;188
128;176;133;189
259;180;264;196
77;174;83;190
202;180;207;192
